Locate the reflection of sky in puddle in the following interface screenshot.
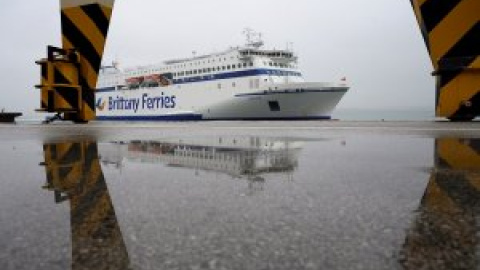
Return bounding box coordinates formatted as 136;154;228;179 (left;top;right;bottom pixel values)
0;135;479;269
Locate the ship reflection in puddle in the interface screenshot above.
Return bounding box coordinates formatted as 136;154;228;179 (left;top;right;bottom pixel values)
100;137;306;194
40;141;130;270
401;138;480;269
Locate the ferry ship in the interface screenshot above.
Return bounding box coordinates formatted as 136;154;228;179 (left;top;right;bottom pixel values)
95;31;349;121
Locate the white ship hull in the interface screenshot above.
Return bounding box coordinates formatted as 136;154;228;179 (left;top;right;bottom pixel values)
95;82;347;121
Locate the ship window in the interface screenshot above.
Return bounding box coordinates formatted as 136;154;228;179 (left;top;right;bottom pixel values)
268;101;281;112
249;62;254;67
232;64;236;69
227;65;231;70
222;66;226;70
217;83;221;89
243;63;247;68
232;82;236;87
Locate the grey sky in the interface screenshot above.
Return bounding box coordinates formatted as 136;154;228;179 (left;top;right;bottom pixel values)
0;0;434;116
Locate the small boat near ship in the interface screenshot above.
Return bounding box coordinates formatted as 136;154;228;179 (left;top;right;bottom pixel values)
0;110;22;123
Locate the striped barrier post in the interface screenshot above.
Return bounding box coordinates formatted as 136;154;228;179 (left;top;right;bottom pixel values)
410;0;480;121
36;0;115;123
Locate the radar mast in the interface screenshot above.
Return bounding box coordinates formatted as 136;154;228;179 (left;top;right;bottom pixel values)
243;28;264;48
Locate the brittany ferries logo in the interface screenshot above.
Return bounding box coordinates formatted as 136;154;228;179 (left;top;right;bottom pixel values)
96;98;107;111
96;93;177;113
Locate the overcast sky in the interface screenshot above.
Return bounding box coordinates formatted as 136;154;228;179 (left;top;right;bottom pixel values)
0;0;434;116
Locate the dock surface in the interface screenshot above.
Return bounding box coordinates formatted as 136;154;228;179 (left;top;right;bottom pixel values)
1;121;479;269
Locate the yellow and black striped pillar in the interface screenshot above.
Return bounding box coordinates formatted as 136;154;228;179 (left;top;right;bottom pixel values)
400;138;480;269
61;0;115;122
36;0;115;123
410;0;480;121
41;141;130;269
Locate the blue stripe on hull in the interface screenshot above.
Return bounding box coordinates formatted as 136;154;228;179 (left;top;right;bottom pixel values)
96;114;203;121
96;114;331;121
97;86;116;93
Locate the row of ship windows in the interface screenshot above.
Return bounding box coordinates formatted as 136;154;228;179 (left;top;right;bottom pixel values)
171;62;294;78
127;61;295;77
173;55;237;68
172;62;253;77
240;50;293;58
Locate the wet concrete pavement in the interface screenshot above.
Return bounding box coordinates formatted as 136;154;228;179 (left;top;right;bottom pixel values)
0;121;479;269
